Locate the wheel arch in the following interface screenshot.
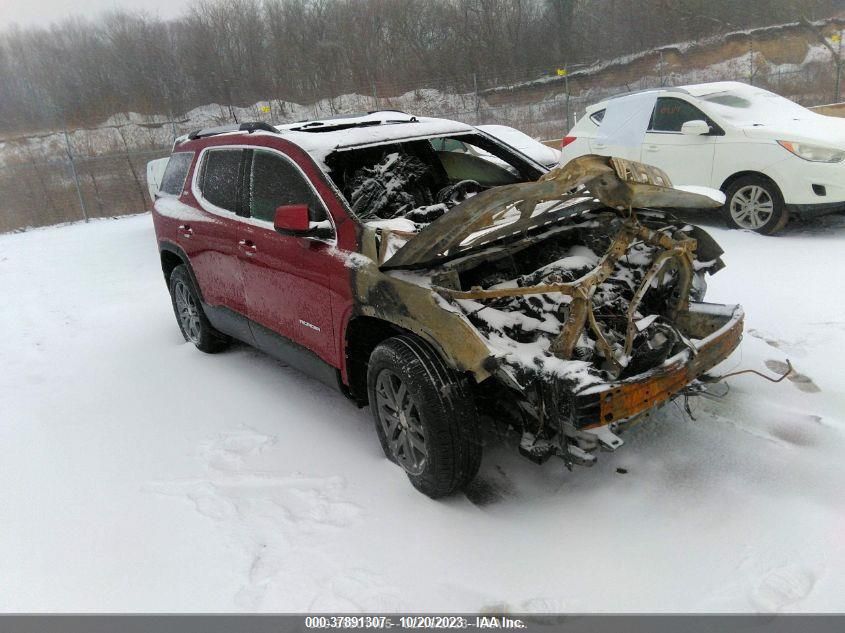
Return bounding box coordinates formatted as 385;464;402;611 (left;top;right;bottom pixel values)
342;314;463;405
719;171;783;198
159;241;205;302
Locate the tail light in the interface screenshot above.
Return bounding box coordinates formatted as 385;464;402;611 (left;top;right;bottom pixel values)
561;136;577;149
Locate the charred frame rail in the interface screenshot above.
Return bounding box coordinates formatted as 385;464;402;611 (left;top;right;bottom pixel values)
433;217;698;374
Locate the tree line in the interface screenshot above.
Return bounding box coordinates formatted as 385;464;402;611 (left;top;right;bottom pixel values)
0;0;838;134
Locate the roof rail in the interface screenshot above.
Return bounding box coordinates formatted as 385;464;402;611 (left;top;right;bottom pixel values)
367;109;409;115
239;121;279;134
186;121;279;141
287;115;418;134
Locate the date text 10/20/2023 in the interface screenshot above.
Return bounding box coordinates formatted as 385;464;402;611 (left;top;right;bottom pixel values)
304;615;528;629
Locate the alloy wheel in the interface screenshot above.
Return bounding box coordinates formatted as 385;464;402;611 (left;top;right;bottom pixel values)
374;369;428;475
729;185;774;230
174;280;202;343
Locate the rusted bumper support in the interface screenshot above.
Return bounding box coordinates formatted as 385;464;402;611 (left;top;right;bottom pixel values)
571;302;744;431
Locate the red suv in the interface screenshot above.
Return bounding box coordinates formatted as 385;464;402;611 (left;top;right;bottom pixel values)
151;113;743;498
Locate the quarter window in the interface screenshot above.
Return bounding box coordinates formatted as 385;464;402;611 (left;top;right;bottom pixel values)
159;152;194;196
198;149;242;213
589;109;606;125
249;150;325;223
649;98;709;132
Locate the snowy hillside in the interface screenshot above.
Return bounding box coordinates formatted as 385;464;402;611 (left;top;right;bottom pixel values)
1;211;844;612
2;19;842;168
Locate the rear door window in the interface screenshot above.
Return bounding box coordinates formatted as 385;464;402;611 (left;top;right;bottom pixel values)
198;149;243;213
249;150;326;223
649;98;709;132
159;152;194;196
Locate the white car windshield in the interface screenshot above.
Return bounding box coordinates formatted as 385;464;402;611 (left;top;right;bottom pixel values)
699;86;811;125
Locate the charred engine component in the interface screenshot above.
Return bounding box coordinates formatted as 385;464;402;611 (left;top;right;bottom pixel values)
437;212;702;381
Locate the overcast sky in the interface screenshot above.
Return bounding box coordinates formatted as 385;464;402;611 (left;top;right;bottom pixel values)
0;0;192;30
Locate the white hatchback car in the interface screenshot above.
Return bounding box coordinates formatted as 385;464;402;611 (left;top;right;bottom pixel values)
561;81;845;234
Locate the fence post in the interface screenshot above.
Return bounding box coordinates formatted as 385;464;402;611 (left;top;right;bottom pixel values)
836;29;843;103
564;65;571;131
658;51;665;86
473;72;479;123
63;129;88;223
168;110;178;144
748;38;754;85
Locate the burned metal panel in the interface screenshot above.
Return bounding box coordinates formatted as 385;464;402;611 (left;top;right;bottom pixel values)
345;237;495;380
381;155;722;270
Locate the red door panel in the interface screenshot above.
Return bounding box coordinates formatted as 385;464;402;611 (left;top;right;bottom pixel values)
240;222;338;365
184;208;247;315
154;193;246;316
183;147;248;316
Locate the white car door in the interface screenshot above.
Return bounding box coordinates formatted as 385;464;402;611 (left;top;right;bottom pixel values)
640;97;716;186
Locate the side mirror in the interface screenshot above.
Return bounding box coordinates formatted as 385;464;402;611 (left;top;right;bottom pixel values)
681;120;711;136
273;204;334;240
273;204;310;234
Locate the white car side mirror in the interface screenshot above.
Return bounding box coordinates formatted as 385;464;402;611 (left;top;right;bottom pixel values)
681;120;711;136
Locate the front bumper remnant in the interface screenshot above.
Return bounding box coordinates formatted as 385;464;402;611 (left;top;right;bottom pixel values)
571;302;743;432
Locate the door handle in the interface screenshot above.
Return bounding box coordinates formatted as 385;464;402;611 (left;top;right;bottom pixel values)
644;145;659;152
593;143;607;149
178;224;193;238
238;239;257;256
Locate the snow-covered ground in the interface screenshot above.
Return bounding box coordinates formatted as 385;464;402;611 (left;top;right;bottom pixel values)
1;211;844;613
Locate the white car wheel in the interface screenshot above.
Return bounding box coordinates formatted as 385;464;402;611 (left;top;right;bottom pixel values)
722;176;788;235
729;185;774;230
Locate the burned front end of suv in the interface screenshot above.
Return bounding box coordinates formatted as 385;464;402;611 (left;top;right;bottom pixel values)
344;154;743;469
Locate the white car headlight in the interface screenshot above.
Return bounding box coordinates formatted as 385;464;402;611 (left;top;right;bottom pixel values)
777;140;845;163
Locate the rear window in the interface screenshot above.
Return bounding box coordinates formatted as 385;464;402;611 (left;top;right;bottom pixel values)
589;109;606;124
159;152;193;196
198;149;242;213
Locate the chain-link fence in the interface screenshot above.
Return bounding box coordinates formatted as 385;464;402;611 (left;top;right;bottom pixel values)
0;148;169;233
2;25;842;233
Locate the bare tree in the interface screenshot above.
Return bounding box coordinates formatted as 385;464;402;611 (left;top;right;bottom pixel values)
0;0;840;134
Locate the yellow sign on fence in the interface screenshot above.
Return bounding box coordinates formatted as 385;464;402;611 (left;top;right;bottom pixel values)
556;68;568;77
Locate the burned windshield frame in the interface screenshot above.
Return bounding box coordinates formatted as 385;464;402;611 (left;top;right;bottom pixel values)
449;132;545;180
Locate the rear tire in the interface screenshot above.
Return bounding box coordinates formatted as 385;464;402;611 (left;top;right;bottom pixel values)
722;176;788;235
367;335;482;498
168;265;229;353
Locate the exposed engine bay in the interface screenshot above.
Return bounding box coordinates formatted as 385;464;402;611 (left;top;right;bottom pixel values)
444;208;724;385
339;149;743;467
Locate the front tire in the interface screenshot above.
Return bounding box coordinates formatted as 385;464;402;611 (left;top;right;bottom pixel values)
722;176;788;235
367;335;482;498
168;265;229;353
